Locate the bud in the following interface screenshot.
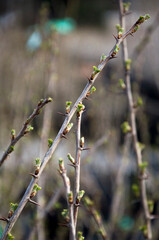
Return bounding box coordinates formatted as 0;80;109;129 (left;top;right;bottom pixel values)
66;101;72;114
67;153;75;164
63;123;73;135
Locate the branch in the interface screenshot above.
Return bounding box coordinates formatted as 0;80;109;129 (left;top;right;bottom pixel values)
58;159;75;240
118;1;152;239
0;97;52;168
83;196;107;240
74;104;85;229
0;15;149;240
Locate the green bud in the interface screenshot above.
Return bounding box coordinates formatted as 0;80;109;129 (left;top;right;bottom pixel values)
68;191;73;204
137;96;143;107
132;184;140;197
119;79;126;89
139;161;148;173
10;203;18;212
33;184;41;191
67;153;75;164
66;101;72;113
76;190;85;203
48;138;53;147
26;125;34;133
93;66;101;76
137;142;145;152
83;196;93;207
77;104;85;113
77;231;85;240
132;25;140;33
100;54;107;62
114;44;119;54
8;145;15;153
148;200;154;213
47;97;53;102
11;129;16;136
123;2;131;12
121;121;131;134
90;86;96;94
35;158;41;166
7;233;15;240
59;158;64;170
144;14;150;20
139;225;148;237
125;59;132;71
116;24;124;37
61;209;69;222
63;123;73;135
80;137;85;148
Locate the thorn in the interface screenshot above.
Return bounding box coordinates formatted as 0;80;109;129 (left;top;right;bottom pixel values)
129;33;134;37
57;112;67;117
29;173;39;178
113;34;118;41
61;134;68;140
67;163;76;168
150;215;159;220
58;222;69;227
28;198;40;206
110;55;117;60
0;217;9;222
82;147;91;151
87;77;93;83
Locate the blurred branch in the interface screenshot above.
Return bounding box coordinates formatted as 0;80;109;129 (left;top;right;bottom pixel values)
0;15;149;239
0;97;52;168
119;1;152;239
83;196;107;240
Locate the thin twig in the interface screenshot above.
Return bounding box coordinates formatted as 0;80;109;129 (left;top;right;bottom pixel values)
74;106;84;229
119;1;152;239
59;160;75;240
0;98;52;168
0;16;149;240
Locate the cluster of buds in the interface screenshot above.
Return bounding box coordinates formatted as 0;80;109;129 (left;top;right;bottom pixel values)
121;121;131;134
8;203;18;219
7;233;15;240
34;158;41;175
63;123;73;135
92;66;101;77
48;138;53;148
137;142;145;152
76;190;85;205
30;184;41;199
67;153;75;165
112;44;119;57
65;101;72;114
77;104;85;117
132;14;150;33
11;129;16;141
132;184;140;197
77;231;85;240
61;209;69;222
86;86;96;98
24;125;34;134
116;24;124;38
38;97;53;106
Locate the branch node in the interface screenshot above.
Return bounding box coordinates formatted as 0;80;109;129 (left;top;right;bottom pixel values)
29;173;39;178
28;198;40;206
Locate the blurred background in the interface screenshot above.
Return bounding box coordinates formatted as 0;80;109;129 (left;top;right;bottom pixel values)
0;0;159;239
